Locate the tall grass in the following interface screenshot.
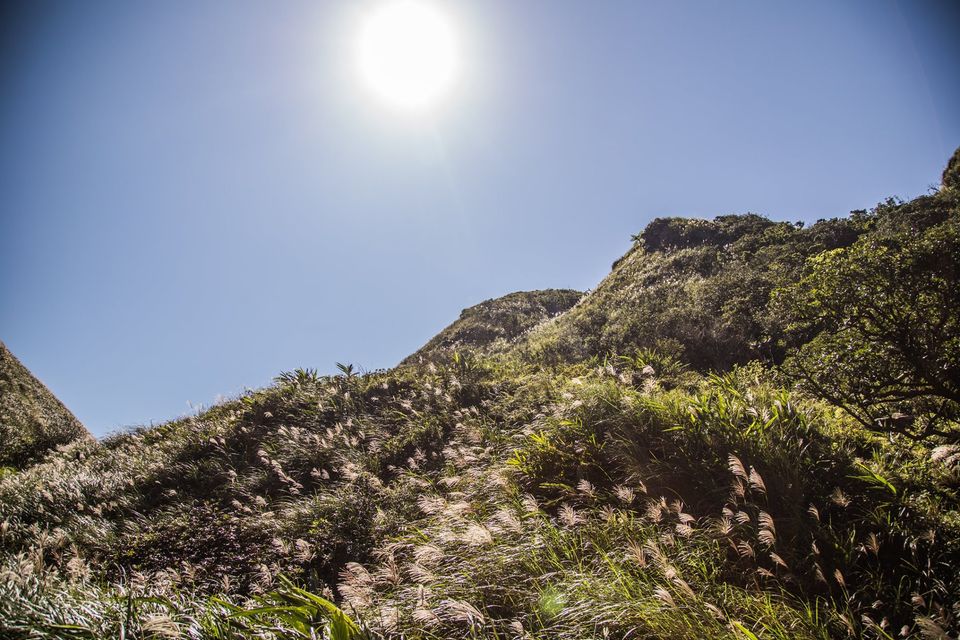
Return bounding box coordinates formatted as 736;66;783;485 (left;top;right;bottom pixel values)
1;352;957;638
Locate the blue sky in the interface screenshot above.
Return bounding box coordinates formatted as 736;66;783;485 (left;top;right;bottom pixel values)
2;0;958;437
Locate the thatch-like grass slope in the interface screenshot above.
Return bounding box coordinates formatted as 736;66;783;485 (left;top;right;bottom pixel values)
403;289;582;364
0;340;89;469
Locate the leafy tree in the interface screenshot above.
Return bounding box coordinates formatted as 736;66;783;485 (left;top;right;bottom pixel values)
775;211;959;439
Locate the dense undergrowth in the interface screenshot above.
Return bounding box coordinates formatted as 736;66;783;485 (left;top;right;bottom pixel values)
1;149;958;639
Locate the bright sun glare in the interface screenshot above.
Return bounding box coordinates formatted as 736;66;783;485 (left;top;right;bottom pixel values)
357;1;460;111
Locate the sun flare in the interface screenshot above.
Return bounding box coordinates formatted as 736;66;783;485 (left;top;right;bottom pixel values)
357;1;460;111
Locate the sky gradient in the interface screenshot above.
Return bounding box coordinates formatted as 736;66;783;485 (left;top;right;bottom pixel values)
2;0;959;437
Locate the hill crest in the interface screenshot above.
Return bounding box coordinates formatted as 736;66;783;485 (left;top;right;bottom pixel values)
0;340;89;468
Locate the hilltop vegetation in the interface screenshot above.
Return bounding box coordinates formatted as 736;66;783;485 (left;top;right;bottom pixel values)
0;149;958;639
0;340;89;470
404;289;582;364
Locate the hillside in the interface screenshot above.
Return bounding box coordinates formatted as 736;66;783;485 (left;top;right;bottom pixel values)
403;289;582;364
0;150;958;639
0;340;89;470
520;213;855;370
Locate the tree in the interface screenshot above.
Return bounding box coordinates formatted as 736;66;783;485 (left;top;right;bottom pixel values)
775;211;959;440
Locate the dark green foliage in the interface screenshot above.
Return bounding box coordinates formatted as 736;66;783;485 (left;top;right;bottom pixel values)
944;146;960;190
110;500;278;593
776;192;960;439
216;576;365;639
636;213;779;252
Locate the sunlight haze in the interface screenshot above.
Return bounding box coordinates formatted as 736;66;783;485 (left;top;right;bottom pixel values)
357;1;461;112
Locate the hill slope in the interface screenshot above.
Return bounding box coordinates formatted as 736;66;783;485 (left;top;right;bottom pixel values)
403;288;582;364
521;213;871;370
0;340;89;469
0;150;958;639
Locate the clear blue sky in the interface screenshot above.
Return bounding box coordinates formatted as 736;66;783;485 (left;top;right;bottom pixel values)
2;0;958;437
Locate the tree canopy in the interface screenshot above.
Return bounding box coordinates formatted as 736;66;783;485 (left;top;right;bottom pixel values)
776;197;959;439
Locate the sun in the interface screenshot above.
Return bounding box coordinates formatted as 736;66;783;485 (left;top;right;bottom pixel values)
357;1;460;111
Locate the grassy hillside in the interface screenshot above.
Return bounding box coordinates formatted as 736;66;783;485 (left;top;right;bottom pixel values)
0;340;90;470
0;151;957;639
403;289;582;365
522;212;873;370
